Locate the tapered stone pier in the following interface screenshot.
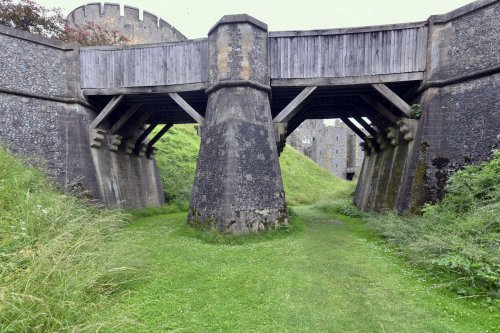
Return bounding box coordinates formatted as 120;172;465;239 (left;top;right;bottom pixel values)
187;15;288;233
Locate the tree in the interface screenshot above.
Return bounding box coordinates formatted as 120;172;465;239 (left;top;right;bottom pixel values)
0;0;129;45
61;21;130;46
0;0;64;37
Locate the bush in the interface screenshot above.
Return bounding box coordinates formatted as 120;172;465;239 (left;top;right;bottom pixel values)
0;147;130;332
366;151;500;298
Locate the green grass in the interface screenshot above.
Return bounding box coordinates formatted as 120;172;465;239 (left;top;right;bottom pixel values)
82;208;499;332
0;147;130;332
365;151;500;298
154;125;354;207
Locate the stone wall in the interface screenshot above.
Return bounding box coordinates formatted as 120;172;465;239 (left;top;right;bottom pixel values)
287;119;364;179
0;24;164;208
67;3;186;44
355;0;500;212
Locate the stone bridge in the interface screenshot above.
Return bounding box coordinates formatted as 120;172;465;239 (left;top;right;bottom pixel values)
0;0;498;233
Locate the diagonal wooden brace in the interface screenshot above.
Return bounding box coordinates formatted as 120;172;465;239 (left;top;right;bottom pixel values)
168;92;204;124
371;83;411;117
273;86;317;123
89;95;124;129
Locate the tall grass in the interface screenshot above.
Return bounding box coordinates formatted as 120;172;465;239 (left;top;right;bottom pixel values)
366;151;500;298
0;147;130;332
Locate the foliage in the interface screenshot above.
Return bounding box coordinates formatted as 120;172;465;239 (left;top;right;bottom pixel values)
0;0;64;37
0;147;131;332
410;104;423;119
366;151;500;298
0;0;129;45
60;21;130;46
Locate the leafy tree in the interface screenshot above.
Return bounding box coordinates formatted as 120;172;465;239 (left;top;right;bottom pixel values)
61;21;130;46
0;0;64;37
0;0;129;45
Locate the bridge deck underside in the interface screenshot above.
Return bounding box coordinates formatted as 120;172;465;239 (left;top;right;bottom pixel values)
87;79;419;142
273;80;419;135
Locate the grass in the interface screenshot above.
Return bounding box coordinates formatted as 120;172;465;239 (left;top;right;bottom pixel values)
0;147;130;332
2;126;498;331
82;208;499;332
365;151;500;298
154;124;355;207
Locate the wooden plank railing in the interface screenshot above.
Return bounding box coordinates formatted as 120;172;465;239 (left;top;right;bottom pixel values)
269;23;428;80
80;38;208;89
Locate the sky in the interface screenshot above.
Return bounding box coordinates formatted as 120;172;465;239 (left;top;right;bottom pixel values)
35;0;474;39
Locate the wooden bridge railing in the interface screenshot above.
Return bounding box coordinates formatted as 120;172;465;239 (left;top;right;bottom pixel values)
269;23;428;84
80;38;208;90
80;22;428;91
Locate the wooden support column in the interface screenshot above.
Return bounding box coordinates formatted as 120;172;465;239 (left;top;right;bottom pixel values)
354;117;379;136
168;92;204;124
89;95;124;129
361;94;399;124
371;84;411;117
340;117;367;140
273;86;317;123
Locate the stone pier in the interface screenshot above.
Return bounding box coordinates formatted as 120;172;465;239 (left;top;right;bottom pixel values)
187;15;288;234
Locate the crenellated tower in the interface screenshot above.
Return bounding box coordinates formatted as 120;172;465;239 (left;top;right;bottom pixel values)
67;3;186;44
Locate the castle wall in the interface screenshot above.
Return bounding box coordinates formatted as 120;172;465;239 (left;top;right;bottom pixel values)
408;0;500;209
67;3;186;44
287;119;364;179
0;25;164;208
355;0;500;212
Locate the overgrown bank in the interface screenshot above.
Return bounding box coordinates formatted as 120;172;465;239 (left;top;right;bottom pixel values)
365;151;499;299
0;147;130;332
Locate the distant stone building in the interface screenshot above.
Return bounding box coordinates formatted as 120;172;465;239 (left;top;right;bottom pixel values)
287;120;364;180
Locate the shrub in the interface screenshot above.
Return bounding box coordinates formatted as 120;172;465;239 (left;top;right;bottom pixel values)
366;151;500;298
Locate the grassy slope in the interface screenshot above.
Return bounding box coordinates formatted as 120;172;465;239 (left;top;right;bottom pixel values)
0;147;129;332
85;209;498;332
154;124;354;206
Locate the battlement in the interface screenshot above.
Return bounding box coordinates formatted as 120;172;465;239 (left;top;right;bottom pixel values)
67;3;187;44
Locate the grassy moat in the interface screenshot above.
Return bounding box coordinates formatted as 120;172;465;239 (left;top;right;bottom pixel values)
0;126;498;332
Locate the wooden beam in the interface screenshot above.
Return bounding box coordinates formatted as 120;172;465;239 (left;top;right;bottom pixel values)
354;117;379;136
271;72;424;88
286;111;309;135
168;92;204;124
123;110;153;138
353;105;386;130
82;82;208;96
109;104;142;134
360;94;399;124
273;86;317;123
147;123;173;149
136;121;159;145
371;83;411;117
340;117;368;140
89;94;124;129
